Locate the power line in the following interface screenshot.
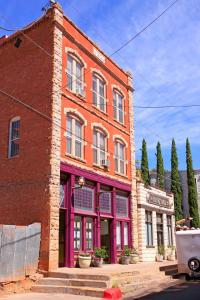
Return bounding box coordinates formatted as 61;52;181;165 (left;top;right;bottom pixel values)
0;87;191;192
110;0;180;57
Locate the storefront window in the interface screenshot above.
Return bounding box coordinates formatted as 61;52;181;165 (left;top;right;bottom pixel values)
167;215;173;246
74;186;94;212
99;191;111;213
116;221;121;249
116;195;129;217
156;213;163;246
145;211;153;246
86;218;93;250
124;222;128;246
74;216;82;250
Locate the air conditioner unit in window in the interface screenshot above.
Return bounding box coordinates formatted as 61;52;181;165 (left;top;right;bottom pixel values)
101;159;110;168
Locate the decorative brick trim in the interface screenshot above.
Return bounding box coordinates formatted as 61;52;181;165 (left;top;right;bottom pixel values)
112;134;128;147
64;107;88;125
90;68;108;85
48;5;63;271
91;122;110;138
111;84;126;99
65;47;87;68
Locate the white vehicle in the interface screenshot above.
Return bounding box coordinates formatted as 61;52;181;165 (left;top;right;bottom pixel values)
176;229;200;279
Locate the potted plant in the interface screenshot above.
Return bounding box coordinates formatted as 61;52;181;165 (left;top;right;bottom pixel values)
120;246;131;265
130;247;139;264
93;247;108;267
167;245;176;261
78;252;91;268
156;245;165;262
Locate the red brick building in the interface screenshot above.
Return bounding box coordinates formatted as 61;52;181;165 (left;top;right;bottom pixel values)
0;3;137;270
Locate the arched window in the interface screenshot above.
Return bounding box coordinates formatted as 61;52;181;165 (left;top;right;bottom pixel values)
92;73;106;112
113;89;124;124
93;127;107;165
8;116;20;158
67;54;84;96
114;139;126;174
66;113;84;159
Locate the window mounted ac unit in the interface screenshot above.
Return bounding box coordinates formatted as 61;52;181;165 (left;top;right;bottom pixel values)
101;159;110;168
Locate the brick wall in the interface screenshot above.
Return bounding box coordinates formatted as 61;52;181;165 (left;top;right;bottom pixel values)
0;9;58;270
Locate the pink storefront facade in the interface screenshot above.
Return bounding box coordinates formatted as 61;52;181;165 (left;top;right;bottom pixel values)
59;162;132;267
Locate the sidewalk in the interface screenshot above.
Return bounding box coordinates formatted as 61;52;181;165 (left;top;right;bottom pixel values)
0;293;100;300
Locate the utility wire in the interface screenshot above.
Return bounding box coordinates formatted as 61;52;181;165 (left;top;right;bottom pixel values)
0;87;191;192
110;0;180;57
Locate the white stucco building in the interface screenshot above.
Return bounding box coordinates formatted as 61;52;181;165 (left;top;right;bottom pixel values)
137;182;175;261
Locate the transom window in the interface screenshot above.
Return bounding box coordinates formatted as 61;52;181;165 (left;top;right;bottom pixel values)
74;186;94;212
66;114;83;159
93;128;107;165
114;140;126;175
116;194;129;217
9;117;20;158
92;74;106;112
113;90;124;124
67;54;84;96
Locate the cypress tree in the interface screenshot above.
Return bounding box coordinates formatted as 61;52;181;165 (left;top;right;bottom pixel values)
156;142;165;189
171;139;183;221
141;139;150;186
186;138;200;228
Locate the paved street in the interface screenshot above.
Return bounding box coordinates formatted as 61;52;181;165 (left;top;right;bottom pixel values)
138;282;200;300
0;293;99;300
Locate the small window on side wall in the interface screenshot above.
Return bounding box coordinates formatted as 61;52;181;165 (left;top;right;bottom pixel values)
9;117;20;158
113;90;124;124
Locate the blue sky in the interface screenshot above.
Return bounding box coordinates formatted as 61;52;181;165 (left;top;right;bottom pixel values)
1;0;200;171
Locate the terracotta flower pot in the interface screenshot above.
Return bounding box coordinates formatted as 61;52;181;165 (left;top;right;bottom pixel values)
156;254;163;262
120;256;130;265
167;254;176;261
79;256;91;268
130;254;139;264
93;257;103;267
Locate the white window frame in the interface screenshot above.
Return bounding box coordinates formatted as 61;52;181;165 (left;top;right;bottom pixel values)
92;73;106;112
93;128;107;166
8;116;20;158
66;54;84;96
66;114;84;159
113;90;125;124
114;139;126;175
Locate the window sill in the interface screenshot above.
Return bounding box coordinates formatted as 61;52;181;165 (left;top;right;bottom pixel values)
113;118;126;128
65;153;86;163
7;155;20;159
93;163;110;172
92;104;108;116
146;246;155;248
115;172;128;179
65;87;86;102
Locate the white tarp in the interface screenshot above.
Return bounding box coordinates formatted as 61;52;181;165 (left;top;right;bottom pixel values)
176;230;200;273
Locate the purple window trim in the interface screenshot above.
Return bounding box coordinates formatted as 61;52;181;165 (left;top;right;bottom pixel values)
61;162;131;191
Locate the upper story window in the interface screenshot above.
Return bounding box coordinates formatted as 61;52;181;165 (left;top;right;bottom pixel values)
66;114;83;159
67;54;84;97
9;117;20;158
114;139;126;175
93;128;107;166
113;90;124;124
92;73;106;112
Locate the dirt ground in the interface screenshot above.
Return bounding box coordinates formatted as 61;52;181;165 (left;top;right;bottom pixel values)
0;278;34;298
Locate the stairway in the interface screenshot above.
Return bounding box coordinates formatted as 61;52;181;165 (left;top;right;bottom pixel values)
32;271;111;298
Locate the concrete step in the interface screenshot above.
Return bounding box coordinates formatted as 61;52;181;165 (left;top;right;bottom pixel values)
32;284;104;298
38;277;108;288
48;271;110;281
159;264;178;272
